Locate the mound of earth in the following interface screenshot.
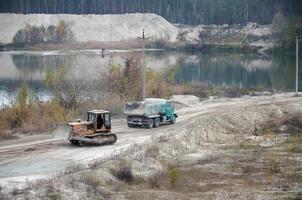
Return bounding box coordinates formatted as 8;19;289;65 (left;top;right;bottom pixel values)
0;13;179;44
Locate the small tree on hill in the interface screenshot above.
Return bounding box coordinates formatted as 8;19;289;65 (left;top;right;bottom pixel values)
46;25;56;43
13;30;26;45
56;20;67;43
30;26;43;43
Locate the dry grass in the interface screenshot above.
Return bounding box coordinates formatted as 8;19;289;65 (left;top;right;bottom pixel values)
0;97;69;140
144;145;160;158
110;159;134;183
148;171;164;189
80;172;104;195
0;84;75;140
44;185;63;200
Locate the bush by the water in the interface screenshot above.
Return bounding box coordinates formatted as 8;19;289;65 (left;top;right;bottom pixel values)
0;84;69;140
100;57;177;100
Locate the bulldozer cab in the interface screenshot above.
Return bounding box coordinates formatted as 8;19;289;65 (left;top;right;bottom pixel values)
87;110;111;132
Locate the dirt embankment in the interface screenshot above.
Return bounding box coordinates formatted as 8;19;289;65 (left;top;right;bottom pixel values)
0;13;275;52
0;94;301;200
178;22;272;44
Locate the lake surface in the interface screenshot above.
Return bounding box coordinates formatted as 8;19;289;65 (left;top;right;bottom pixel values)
0;49;301;106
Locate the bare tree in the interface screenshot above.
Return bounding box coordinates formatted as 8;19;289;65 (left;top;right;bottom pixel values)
44;67;89;110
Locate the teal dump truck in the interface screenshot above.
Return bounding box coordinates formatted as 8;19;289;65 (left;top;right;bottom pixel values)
124;98;178;128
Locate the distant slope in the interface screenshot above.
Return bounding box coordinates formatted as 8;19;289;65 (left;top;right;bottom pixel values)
0;13;178;44
176;22;272;43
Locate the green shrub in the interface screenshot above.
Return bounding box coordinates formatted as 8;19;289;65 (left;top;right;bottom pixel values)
168;167;180;188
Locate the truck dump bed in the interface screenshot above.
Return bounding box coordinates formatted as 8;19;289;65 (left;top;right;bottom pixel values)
124;98;167;116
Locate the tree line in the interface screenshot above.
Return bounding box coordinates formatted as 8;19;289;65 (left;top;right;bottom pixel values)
12;20;73;46
0;0;301;25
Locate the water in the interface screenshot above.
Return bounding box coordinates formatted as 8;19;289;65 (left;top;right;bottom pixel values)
0;49;301;106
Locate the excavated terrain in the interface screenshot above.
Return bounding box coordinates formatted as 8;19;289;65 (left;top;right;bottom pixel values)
0;93;302;199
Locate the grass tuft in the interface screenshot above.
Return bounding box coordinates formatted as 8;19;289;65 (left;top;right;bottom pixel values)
110;159;134;183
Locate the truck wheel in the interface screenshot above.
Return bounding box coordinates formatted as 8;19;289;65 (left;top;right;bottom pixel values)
171;115;176;124
146;119;154;129
154;117;160;128
128;123;134;128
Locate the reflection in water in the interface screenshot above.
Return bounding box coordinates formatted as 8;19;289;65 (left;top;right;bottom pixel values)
0;50;301;105
174;54;273;89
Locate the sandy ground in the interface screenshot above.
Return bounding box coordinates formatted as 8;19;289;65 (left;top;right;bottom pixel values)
0;93;301;190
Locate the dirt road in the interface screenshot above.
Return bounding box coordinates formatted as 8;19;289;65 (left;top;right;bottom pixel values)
0;93;301;188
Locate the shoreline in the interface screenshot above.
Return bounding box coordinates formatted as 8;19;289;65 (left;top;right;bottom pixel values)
0;41;275;55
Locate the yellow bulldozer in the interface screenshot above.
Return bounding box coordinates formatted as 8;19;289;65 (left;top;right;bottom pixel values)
68;110;117;146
